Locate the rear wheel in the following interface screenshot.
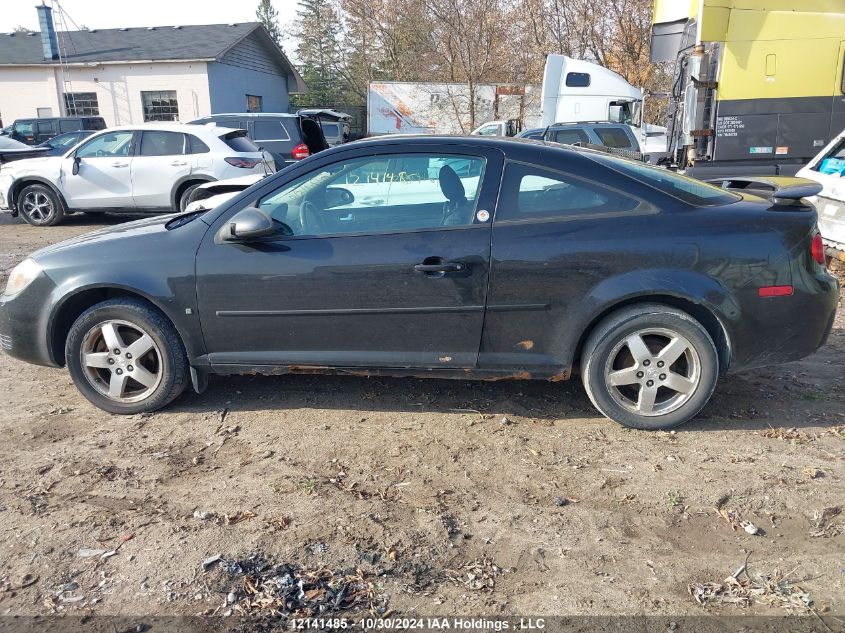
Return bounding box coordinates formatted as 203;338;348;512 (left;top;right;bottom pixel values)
18;184;65;226
178;182;204;212
581;304;719;430
65;299;189;414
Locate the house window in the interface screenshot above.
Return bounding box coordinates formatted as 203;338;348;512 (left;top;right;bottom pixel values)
246;94;262;113
64;92;99;116
141;90;179;122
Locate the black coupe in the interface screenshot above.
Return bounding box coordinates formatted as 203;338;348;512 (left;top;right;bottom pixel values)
0;136;838;429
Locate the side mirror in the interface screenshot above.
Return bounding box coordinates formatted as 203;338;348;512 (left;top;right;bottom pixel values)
225;207;276;241
324;186;354;208
71;156;80;175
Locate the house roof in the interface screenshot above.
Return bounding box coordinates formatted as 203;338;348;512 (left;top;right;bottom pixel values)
0;22;307;91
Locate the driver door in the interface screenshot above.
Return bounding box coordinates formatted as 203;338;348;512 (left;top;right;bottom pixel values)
195;144;504;370
60;130;135;208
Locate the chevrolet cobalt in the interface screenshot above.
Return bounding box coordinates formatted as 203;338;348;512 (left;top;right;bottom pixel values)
0;136;838;429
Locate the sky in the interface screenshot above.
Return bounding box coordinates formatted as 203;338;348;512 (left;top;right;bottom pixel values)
1;0;299;42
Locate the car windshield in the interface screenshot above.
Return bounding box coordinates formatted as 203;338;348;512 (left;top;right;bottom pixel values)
583;152;742;206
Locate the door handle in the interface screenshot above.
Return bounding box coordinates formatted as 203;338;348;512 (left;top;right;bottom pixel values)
414;259;465;274
111;162;128;168
171;161;188;166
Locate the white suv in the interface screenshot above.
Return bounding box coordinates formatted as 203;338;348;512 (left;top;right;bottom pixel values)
0;123;272;226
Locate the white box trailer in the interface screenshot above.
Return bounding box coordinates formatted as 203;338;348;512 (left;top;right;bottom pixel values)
367;82;541;136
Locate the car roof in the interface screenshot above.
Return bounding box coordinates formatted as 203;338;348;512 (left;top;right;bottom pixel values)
14;116;102;122
192;113;298;120
103;123;241;137
350;133;596;159
548;122;632;129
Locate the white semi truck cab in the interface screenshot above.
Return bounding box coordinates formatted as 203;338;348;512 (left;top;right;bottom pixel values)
540;55;667;157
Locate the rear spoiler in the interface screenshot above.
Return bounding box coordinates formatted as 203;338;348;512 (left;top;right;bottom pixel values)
705;176;822;203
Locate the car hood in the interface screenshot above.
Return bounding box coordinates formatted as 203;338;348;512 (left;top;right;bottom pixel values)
30;213;184;259
1;154;64;172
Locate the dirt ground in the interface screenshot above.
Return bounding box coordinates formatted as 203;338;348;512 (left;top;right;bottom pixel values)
0;213;843;624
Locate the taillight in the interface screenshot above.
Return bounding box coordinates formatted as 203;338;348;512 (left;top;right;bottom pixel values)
292;143;310;160
810;231;826;266
224;157;261;168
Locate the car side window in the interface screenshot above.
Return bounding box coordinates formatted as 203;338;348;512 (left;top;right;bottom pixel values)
76;131;134;158
496;162;643;221
253;120;289;141
253;153;486;237
595;127;634;149
139;131;185;156
551;129;590;145
815;138;845;175
187;134;210;154
37;121;56;136
13;121;34;136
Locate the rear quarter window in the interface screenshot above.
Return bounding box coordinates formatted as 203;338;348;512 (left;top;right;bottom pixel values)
496;162;648;221
586;152;742;206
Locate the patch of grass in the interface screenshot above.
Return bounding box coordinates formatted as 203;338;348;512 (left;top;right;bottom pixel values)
667;490;684;509
300;477;318;495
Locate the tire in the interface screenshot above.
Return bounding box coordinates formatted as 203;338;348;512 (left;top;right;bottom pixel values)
580;303;719;430
65;298;189;414
178;182;204;212
17;184;65;226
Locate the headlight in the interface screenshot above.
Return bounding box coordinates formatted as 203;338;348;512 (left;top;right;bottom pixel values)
4;258;42;296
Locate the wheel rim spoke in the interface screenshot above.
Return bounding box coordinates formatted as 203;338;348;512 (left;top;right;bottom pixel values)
130;365;158;389
108;371;129;399
605;326;702;418
126;334;154;359
637;384;658;413
664;371;696;394
80;319;163;404
101;323;124;351
625;334;651;363
84;352;111;368
657;336;689;366
608;366;640;386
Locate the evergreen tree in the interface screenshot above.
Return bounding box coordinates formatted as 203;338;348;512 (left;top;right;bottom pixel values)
293;0;345;105
255;0;282;46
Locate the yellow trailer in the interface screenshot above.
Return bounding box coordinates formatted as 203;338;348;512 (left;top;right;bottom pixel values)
651;0;845;176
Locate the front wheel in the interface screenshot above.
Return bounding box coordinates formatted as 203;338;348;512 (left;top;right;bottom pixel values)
65;299;189;414
17;184;65;226
581;304;719;430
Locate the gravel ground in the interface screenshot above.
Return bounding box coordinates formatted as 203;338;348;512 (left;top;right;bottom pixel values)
0;213;843;623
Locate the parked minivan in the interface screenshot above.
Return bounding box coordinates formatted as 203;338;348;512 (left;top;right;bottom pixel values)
4;116;106;145
188;113;328;170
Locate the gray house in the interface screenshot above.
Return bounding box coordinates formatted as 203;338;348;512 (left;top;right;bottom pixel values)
0;8;307;127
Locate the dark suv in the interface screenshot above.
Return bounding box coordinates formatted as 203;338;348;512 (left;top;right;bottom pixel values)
188;113;328;170
4;116;106;145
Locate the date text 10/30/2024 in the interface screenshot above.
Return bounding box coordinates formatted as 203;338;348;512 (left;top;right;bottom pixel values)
289;618;547;630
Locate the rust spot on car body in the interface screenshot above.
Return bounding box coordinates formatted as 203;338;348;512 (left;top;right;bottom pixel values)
548;369;571;382
481;371;532;381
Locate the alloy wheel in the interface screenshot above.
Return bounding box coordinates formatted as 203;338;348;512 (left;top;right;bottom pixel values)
603;327;701;417
21;191;54;222
79;320;163;403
